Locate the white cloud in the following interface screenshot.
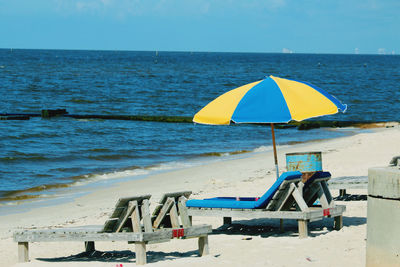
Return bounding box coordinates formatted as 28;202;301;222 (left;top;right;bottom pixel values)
55;0;132;15
378;48;386;55
75;1;100;12
53;0;286;18
282;48;293;53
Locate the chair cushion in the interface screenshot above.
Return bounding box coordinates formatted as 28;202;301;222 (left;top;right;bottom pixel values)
186;198;257;209
186;171;302;209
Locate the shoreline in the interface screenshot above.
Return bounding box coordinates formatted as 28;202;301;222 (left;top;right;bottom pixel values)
0;126;361;211
0;149;259;214
0;126;399;266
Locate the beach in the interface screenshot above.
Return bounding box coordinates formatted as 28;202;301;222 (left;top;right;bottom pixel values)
1;125;399;267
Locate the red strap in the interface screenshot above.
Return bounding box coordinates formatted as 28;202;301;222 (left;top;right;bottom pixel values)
172;228;185;238
172;229;178;238
323;208;331;216
179;228;184;237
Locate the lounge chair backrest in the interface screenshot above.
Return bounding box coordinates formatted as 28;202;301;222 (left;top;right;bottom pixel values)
265;171;331;211
303;171;331;187
303;171;332;206
254;171;302;208
102;195;151;233
152;191;192;229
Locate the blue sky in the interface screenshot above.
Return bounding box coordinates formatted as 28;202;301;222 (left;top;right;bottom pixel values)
0;0;399;54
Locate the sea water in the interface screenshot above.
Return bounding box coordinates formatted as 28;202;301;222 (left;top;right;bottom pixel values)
1;49;399;204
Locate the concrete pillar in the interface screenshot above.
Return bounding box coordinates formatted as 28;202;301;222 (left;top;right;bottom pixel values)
366;167;400;267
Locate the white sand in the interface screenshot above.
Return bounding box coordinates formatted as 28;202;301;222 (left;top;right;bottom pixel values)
1;126;399;267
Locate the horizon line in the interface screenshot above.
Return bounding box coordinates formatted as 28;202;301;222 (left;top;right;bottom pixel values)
0;47;397;56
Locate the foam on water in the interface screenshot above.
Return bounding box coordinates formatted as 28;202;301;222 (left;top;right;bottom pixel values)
253;145;273;153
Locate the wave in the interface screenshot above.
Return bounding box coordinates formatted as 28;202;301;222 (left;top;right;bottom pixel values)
0;162;189;204
199;150;251;157
253;146;272;152
68;98;95;104
0;154;50;162
0;183;70;203
222;82;237;87
5;132;62;140
0;194;50;205
88;148;112;152
70;168;149;185
0;152;77;163
0;156;216;206
88;154;135;161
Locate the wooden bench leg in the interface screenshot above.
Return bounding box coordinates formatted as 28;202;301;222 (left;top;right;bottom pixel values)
135;242;147;265
198;235;209;256
18;242;29;262
298;220;308;239
223;217;232;225
85;241;95;252
334;215;343;230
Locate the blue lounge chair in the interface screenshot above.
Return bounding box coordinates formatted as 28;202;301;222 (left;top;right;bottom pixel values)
184;171;345;238
186;171;303;209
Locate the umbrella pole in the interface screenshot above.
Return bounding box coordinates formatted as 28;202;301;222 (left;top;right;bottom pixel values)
270;123;279;179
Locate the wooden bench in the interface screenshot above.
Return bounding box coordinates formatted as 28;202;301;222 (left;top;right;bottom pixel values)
14;194;211;265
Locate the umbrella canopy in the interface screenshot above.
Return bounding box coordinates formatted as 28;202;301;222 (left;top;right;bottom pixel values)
193;75;347;177
194;75;347;125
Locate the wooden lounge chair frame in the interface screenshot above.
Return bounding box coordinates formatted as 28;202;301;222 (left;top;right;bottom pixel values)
184;172;345;238
14;194;211;265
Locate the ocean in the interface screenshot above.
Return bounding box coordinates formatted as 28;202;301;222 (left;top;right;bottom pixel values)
1;49;399;206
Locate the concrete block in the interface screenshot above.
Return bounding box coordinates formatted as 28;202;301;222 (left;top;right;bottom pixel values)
366;167;400;267
368;167;400;199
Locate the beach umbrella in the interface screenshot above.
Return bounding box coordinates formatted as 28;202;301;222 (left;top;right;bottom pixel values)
193;75;347;178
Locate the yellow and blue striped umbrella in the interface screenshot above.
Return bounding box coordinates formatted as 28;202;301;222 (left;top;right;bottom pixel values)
194;75;347;125
194;75;347;177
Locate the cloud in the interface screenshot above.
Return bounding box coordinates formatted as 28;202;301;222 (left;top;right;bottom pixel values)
55;0;112;14
282;48;293;53
75;1;101;12
248;0;286;9
53;0;286;18
55;0;206;17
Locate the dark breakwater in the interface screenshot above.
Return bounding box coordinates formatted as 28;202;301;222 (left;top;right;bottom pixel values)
2;110;393;129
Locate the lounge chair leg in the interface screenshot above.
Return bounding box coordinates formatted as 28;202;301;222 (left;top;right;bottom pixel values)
280;219;284;233
135;242;147;265
223;217;232;225
85;241;95;252
198;235;209;256
298;220;308;239
18;242;29;262
334;215;343;230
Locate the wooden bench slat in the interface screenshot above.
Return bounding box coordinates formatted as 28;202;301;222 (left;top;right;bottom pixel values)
152;197;174;229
